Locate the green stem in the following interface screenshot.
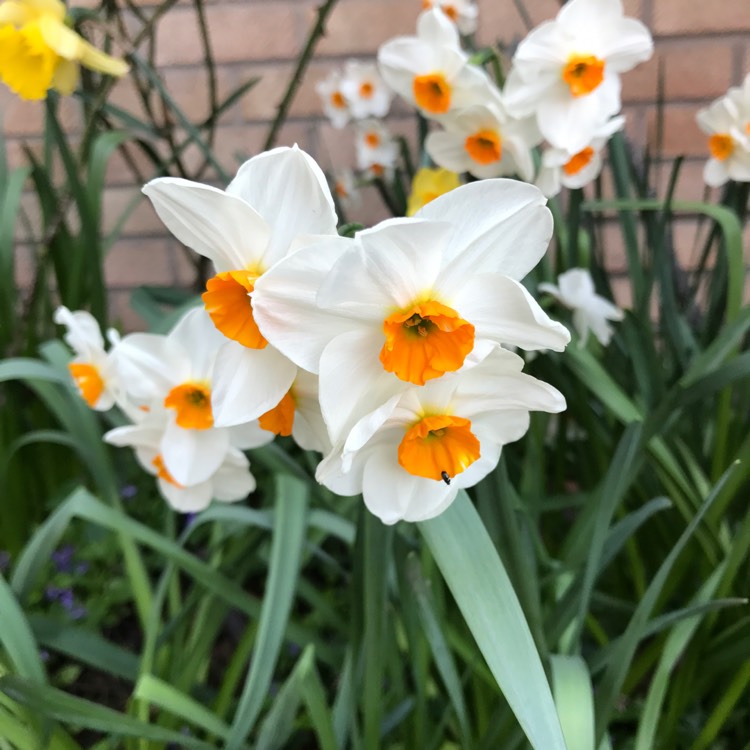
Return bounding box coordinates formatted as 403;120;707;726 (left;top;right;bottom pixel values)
263;0;340;151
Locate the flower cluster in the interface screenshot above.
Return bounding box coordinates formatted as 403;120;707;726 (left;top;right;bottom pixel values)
0;0;128;100
696;74;750;187
374;0;651;198
59;146;569;524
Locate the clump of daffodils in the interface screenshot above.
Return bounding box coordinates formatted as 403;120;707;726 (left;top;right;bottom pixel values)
0;0;128;100
58;146;569;524
696;74;750;187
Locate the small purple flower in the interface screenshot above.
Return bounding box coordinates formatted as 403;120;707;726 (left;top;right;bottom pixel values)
45;585;64;602
39;650;50;662
120;484;138;500
51;545;75;573
0;551;10;573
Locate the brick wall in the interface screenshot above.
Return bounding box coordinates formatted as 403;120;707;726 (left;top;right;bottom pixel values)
3;0;749;327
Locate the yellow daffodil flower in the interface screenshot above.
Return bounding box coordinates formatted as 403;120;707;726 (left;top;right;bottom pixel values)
406;167;461;216
0;0;128;100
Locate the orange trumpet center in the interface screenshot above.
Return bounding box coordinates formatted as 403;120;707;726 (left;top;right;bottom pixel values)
259;390;296;437
562;54;605;97
152;454;185;488
398;414;480;481
202;269;267;349
465;129;502;165
563;146;595;175
164;381;214;430
68;362;105;408
330;90;346;108
359;81;374;98
380;300;475;385
413;72;452;114
709;133;734;161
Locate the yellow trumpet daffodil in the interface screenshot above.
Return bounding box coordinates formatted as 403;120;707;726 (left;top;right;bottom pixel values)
0;0;128;100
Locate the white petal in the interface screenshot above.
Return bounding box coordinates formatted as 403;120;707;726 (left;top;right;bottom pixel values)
416;179;552;286
252;236;361;373
425;130;473;174
211;343;297;427
161;420;230;486
417;8;461;49
318;219;448;314
159;479;213;513
228;420;275;450
703;158;729;187
225;146;338;266
53;306;105;357
456;274;571;351
142;178;270;273
212;451;257;501
318;328;405;445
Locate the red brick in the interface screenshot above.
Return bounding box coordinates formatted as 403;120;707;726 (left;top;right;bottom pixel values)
623;39;735;103
645;104;706;157
315;0;421;57
653;0;750;35
155;4;302;66
102;187;167;236
104;237;173;286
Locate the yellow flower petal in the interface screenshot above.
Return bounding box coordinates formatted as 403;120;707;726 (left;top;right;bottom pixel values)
0;22;57;100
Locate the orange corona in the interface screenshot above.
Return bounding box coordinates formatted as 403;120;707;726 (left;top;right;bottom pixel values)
398;415;480;481
164;382;214;430
465;129;502;165
68;362;104;407
413;73;452;114
380;300;475;385
562;54;605;97
259;390;295;437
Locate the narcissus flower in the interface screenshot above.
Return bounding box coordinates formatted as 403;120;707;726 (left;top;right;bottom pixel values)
503;0;652;152
340;60;392;119
536;115;624;197
378;9;491;117
0;0;128;100
696;80;750;187
253;179;570;446
316;348;565;524
422;0;478;36
105;414;263;513
354;119;399;178
331;168;362;211
143;146;338;425
54;306;121;411
425;101;540;181
539;268;624;346
406;167;461;216
316;69;351;128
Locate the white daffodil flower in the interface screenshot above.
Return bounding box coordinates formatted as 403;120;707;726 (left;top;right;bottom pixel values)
252;179;570;446
354;119;399;178
377;9;492;118
539;268;624;347
503;0;652;152
536;115;624;197
142;146;339;426
696;81;750;187
316;347;565;524
425;100;540;181
315;70;352;128
105;413;260;513
54;305;122;411
422;0;479;36
339;60;392;120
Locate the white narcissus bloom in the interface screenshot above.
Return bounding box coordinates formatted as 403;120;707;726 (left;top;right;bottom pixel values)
536;115;624;197
503;0;652;152
331;168;362;211
54;305;121;411
113;307;252;487
696;80;750;187
539;268;624;347
252;179;570;447
422;0;478;36
339;60;392;119
354;119;399;178
315;70;351;128
105;412;265;513
377;9;491;118
425;101;540;181
142;146;339;426
316;347;565;524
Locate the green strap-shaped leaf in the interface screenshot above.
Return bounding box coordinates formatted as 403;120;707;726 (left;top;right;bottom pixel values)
551;654;595;750
419;491;568;750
